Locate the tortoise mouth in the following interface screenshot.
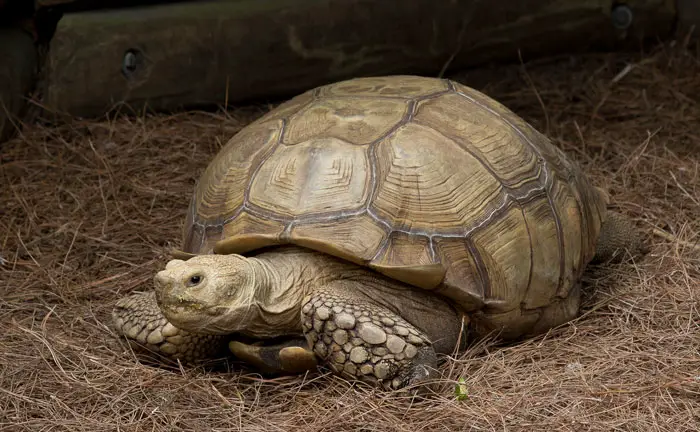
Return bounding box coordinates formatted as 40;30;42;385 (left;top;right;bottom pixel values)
158;294;221;317
160;303;235;335
160;300;203;313
159;301;213;330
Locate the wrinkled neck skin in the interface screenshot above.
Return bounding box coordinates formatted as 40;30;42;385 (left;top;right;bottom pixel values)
235;247;353;339
237;247;466;354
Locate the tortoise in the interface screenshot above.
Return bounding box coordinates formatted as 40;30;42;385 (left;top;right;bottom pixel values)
112;75;643;391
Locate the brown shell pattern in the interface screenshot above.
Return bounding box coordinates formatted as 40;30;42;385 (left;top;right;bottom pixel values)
182;75;607;328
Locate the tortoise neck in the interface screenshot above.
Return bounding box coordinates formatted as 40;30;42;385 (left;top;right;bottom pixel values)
245;247;351;336
244;251;313;337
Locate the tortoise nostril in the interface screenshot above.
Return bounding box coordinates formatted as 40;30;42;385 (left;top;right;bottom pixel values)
154;271;171;287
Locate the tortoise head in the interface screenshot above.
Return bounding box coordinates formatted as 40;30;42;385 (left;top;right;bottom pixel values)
153;254;257;335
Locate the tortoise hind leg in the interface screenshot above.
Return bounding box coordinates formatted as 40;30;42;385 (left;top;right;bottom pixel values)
593;211;647;263
302;280;439;391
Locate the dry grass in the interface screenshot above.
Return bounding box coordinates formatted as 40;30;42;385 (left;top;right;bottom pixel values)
1;41;699;431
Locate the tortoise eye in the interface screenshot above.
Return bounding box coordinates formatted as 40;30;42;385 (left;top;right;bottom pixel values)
187;275;202;286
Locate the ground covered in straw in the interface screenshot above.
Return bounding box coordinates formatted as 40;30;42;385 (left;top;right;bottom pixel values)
1;41;699;431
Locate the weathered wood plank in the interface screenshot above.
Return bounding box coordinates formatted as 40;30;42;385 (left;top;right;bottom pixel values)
0;28;39;142
40;0;677;119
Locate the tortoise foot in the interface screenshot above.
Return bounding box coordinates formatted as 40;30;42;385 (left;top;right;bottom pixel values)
301;284;439;391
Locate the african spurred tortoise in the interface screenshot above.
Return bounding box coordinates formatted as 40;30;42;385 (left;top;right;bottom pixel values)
113;75;643;390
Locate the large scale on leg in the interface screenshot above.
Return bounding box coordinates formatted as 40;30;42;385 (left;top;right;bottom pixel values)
113;75;645;391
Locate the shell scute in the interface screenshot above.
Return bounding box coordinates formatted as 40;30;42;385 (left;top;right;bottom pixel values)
431;237;485;311
414;92;541;189
368;232;445;289
318;75;449;99
470;205;532;311
283;98;409;146
192;119;283;223
248;138;371;217
370;122;505;233
520;198;562;309
290;214;388;265
213;211;286;255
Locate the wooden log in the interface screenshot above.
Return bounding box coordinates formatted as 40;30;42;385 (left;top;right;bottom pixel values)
0;27;39;142
38;0;677;120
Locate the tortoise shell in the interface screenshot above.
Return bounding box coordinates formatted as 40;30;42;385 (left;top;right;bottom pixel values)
181;75;608;338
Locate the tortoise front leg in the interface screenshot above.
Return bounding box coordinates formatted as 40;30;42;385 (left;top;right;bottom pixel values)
302;281;439;391
114;291;318;374
112;291;229;363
